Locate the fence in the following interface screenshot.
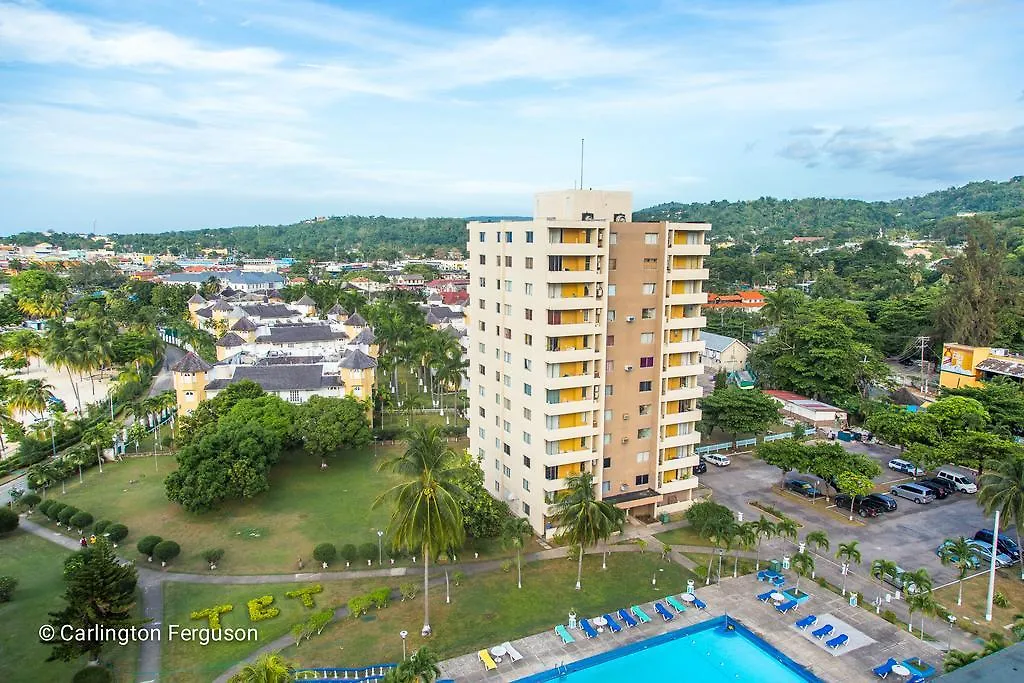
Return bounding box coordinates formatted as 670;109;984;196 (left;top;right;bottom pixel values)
293;664;397;681
695;428;818;454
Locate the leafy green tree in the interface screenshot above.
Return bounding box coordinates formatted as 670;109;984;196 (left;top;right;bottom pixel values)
502;516;533;589
137;535;163;561
295;395;371;467
549;471;625;591
943;379;1024;438
374;425;470;637
0;575;17;602
835;541;862;596
699;388;781;440
153;541;180;567
755;439;810;486
448;452;509;539
759;289;804;325
944;650;980;673
313;543;337;567
938;536;980;606
835;472;875;520
791;551;814;596
978;454;1024;581
105;524;129;546
0;507;19;533
228;653;295;683
865;405;918;449
46;539;139;664
942;432;1019;477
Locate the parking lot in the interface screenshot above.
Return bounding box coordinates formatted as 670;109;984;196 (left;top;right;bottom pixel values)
699;439;999;585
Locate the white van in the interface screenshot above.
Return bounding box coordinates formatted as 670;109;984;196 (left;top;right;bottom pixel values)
936;467;977;493
702;453;731;467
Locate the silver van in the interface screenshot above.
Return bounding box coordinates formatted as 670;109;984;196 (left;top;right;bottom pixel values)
890;483;936;504
936;468;977;493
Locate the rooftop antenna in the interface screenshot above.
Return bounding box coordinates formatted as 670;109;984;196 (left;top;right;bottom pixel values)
579;138;585;190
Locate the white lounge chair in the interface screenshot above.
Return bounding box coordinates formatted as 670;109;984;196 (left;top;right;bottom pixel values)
501;641;523;663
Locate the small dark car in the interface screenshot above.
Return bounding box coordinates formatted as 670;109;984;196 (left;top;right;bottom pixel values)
920;477;956;496
914;480;949;499
866;493;898;511
693;460;707;475
785;479;822;499
834;494;883;517
974;529;1021;561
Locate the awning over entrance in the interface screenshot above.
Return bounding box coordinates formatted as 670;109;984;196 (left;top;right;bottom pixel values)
604;488;662;510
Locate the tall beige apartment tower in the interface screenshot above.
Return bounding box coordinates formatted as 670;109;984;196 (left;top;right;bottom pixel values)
466;190;711;536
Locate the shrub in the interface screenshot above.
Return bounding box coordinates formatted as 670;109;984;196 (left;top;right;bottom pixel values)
340;544;357;565
0;507;19;533
137;535;163;558
307;609;332;636
881;609;898;624
247;595;280;622
46;502;67;520
400;583;418;601
69;512;94;531
368;587;390;609
19;493;40;510
202;549;224;568
993;591;1010;608
105;524;128;544
93;520;112;534
153;540;181;565
313;543;337;566
37;499;55;515
359;542;378;563
0;575;17;602
285;584;323;608
72;666;114;683
452;570;465;586
347;595;371;618
500;559;512;573
58;506;80;526
190;604;233;630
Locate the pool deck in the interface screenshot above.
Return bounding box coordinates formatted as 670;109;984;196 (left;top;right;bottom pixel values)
438;574;943;682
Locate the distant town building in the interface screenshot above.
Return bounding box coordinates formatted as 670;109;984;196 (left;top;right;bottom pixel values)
939;343;1024;389
764;390;847;427
704;290;765;312
699;331;750;373
162;269;286;292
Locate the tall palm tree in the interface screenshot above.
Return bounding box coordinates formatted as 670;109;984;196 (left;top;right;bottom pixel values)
9;378;55;419
2;329;43;367
374;425;469;637
548;471;625;591
697;517;736;585
82;421;115;473
27;462;55;498
43;320;86;414
835;541;862;596
871;559;898;613
65;446;92;484
775;517;798;544
502;516;533;589
733;522;757;578
978;454;1024;581
759;288;803;325
227;653;294;683
904;567;933;595
403;646;441;683
907;590;938;638
752;516;776;571
938;537;980;606
791;551;814;596
804;530;829;555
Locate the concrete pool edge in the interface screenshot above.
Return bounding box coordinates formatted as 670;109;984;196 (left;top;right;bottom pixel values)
511;615;823;683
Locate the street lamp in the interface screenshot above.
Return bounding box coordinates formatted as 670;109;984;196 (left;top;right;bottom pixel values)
717;549;725;584
947;615;957;651
400;630;408;660
377;530;384;566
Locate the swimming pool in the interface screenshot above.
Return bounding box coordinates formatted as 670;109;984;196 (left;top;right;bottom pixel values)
514;616;821;682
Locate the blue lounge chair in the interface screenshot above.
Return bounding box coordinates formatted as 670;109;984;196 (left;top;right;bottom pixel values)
603;613;622;633
795;615;817;630
580;619;599;639
812;624;834;640
555;624;575;644
757;590;774;603
654;602;674;621
618;608;638;628
666;595;687;612
631;605;652;624
692;597;708;610
826;634;849;650
873;658;898;678
775;600;798;614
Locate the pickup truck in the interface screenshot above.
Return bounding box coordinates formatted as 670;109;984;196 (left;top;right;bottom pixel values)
833;494;883;518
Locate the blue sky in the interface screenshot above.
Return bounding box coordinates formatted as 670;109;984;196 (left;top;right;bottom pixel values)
0;0;1021;234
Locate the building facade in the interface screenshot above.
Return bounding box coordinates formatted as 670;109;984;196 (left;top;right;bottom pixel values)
939;343;1024;389
467;190;710;535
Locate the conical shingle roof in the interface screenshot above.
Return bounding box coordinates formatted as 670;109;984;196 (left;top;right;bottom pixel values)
231;317;257;332
327;303;348;315
170;351;213;373
187;293;207;304
295;294;316;306
212;300;234;312
339;348;378;370
346;311;367;326
216;332;245;348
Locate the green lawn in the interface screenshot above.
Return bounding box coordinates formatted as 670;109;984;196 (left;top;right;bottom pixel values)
161;579;385;681
653;525;712;547
0;531;137;683
282;553;695;671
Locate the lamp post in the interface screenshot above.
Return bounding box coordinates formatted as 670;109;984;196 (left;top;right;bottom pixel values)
400;630;408;660
947;615;956;652
377;530;384;566
717;549;725;585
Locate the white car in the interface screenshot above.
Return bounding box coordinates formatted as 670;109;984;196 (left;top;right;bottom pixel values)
702;453;731;467
887;458;926;476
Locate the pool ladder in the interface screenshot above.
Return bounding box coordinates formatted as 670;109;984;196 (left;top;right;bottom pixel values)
557;661;568;677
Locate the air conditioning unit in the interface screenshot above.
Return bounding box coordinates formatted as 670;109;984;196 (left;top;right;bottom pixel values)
626;316;636;323
622;413;630;421
621;436;629;444
613;213;627;222
624;364;634;372
581;212;594;221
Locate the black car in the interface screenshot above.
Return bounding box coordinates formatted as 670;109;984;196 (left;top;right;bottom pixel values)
920;477;957;496
785;479;822;499
914;480;949;499
694;460;707;475
834;494;883;517
974;529;1021;561
866;493;898;511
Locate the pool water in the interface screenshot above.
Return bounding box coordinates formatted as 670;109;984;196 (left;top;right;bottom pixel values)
515;616;820;682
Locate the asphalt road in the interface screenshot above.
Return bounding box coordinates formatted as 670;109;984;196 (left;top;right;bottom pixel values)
701;440;999;586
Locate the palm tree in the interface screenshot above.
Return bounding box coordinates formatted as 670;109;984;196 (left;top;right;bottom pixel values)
697;516;736;585
835;541;862;596
978;454;1024;581
43;321;86;414
502;516;533;589
907;590;938;638
804;530;829;555
944;650;980;673
871;559;898;613
775;517;798;544
733;522;757;578
227;653;294;683
9;378;55;419
791;551;814;596
82;421;115;474
759;288;804;325
403;646;441;683
904;567;933;595
65;446;92;484
548;470;626;591
938;537;980;606
2;329;43;367
374;425;470;637
752;516;776;570
27;462;55;498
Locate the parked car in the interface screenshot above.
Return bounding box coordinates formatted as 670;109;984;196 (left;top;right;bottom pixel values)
833;494;883;517
974;530;1021;561
702;453;731;467
866;493;898;512
914;480;949;500
785;479;822;499
889;483;936;504
935;540;981;569
888;458;926;476
693;460;707;475
967;540;1013;568
881;565;920;594
936;467;978;493
920;477;957;496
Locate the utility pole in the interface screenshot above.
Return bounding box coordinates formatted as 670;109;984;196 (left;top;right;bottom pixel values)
915;336;930;394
